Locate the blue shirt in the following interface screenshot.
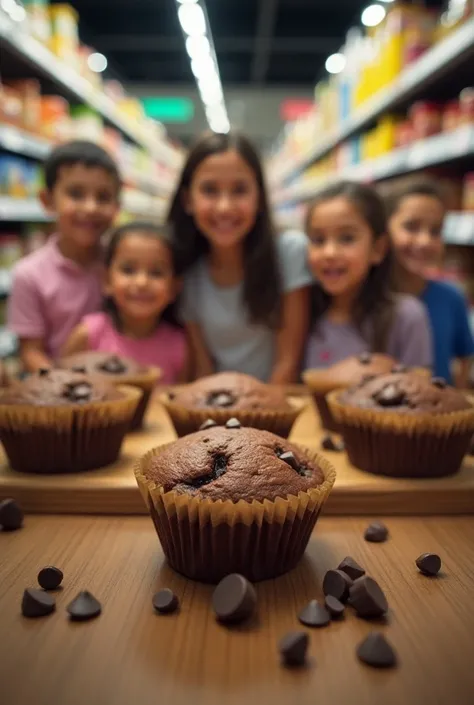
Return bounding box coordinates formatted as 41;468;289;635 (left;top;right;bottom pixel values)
421;280;474;383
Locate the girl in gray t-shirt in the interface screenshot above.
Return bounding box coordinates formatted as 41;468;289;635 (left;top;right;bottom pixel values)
304;181;432;371
168;131;313;382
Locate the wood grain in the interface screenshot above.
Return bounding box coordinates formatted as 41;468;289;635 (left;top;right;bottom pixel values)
1;395;474;515
1;515;473;705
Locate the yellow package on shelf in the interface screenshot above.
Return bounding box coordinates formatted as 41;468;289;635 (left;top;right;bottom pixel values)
48;4;79;68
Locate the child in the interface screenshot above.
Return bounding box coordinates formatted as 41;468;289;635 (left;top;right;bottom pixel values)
387;180;474;386
168;131;313;383
304;181;432;369
7;140;121;372
62;222;188;383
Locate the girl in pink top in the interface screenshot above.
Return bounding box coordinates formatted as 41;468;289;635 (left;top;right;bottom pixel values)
62;221;188;383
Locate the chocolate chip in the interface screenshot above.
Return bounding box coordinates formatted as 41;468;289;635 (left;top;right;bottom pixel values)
391;364;407;373
207;391;236;408
374;384;405;406
98;356;126;374
38;368;50;376
349;576;388;618
357;632;397;668
364;522;389;543
168;392;175;400
323;569;353;602
337;556;366;581
186;453;228;489
21;588;55;618
63;382;92;403
66;591;102;621
279;451;299;471
212;573;257;624
321;435;345;452
199;419;218;431
359;352;371;364
0;498;23;531
38;566;63;591
71;365;87;373
324;595;345;618
279;631;309;667
152;588;179;614
225;418;241;429
432;377;447;389
416;553;441;576
298;600;331;628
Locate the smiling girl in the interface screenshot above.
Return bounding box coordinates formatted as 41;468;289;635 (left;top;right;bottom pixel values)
387;180;474;386
168;131;313;383
304;181;432;369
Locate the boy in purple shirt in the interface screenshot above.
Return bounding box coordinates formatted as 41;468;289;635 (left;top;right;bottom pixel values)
7;141;121;372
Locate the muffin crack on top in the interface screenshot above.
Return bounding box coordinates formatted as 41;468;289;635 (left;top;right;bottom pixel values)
146;426;325;503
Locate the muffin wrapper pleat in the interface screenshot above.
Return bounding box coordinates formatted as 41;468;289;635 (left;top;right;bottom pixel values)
327;389;474;478
102;368;160;430
0;385;142;474
134;444;336;583
161;395;305;439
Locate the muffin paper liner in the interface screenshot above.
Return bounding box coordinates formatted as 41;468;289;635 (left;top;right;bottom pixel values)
303;367;430;432
161;393;305;439
134;444;336;583
0;385;142;474
109;367;161;430
327;389;474;478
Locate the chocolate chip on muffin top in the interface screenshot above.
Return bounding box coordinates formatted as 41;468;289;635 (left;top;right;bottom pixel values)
144;425;325;502
340;372;471;414
0;369;120;406
60;351;145;377
169;372;291;411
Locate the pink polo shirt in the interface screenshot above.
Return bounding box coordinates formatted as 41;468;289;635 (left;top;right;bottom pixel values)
7;236;103;359
82;312;186;384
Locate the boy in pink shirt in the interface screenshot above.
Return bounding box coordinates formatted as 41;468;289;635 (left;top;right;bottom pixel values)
7;141;120;371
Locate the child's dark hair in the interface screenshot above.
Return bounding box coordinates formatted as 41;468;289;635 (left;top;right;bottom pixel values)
167;130;281;328
44;140;121;191
104;221;182;329
385;179;446;218
306;181;395;353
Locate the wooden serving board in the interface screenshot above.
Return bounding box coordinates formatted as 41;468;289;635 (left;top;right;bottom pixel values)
1;394;474;515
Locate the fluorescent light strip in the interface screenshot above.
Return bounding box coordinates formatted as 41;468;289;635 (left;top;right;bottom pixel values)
176;0;230;133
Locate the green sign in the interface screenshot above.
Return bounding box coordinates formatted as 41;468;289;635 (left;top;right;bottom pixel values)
141;97;194;123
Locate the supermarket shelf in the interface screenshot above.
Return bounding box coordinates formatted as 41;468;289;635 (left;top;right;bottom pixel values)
0;197;53;222
0;124;175;198
275;125;474;206
0;10;179;166
443;212;474;245
272;16;474;186
274;210;474;246
0;124;51;160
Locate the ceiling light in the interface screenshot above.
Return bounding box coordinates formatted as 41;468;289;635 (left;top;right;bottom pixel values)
361;4;386;27
178;3;206;36
325;53;346;74
191;55;214;79
87;52;108;73
185;35;211;59
176;0;198;3
6;1;26;22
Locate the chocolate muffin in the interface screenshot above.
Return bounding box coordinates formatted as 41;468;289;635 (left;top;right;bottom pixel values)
135;423;336;582
60;351;160;430
0;368;141;474
327;371;474;478
303;353;398;431
162;372;302;438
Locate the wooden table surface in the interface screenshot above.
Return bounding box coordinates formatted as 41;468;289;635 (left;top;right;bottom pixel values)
1;514;473;705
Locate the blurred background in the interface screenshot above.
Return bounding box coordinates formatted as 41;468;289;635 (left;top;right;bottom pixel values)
1;0;474;360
